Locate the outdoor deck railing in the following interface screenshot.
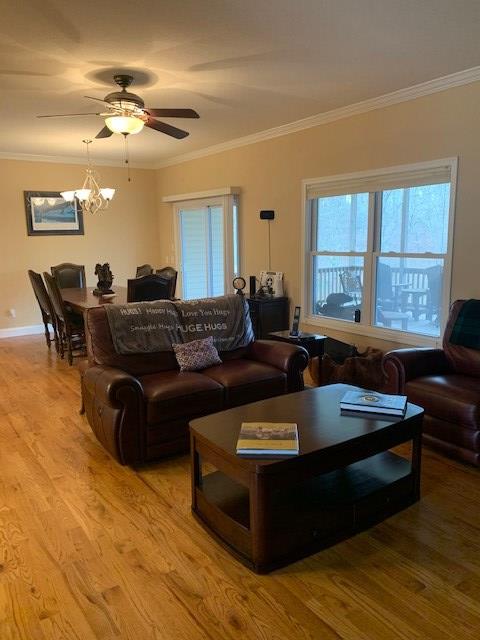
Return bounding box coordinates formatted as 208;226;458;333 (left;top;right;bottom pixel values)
314;265;430;307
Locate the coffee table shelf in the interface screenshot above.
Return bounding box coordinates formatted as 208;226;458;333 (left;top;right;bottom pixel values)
190;384;423;573
196;451;414;571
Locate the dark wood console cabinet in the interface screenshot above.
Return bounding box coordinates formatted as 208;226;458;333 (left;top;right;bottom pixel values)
246;296;289;339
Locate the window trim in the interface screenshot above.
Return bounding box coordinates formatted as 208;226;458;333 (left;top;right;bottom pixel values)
301;157;458;346
173;194;240;299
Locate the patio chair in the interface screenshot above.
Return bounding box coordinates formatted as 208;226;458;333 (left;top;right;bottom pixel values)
340;271;362;305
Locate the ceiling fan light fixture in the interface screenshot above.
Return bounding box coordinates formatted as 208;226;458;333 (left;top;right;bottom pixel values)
105;115;144;135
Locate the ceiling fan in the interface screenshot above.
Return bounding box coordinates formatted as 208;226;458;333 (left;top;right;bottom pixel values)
37;74;199;139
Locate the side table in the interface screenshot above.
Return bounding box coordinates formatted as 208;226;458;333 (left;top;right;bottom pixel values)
267;330;327;359
268;331;327;386
247;296;289;339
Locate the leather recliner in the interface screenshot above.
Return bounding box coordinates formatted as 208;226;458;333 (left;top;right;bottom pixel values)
82;306;309;465
383;300;480;466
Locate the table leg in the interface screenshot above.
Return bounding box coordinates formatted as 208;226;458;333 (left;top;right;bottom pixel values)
412;431;422;501
249;474;269;571
190;434;201;512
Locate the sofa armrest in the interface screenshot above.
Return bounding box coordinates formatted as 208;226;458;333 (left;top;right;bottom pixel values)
246;340;309;392
382;348;451;394
83;366;143;406
82;366;144;465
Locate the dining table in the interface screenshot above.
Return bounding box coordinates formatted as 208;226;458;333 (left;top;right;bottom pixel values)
61;286;128;314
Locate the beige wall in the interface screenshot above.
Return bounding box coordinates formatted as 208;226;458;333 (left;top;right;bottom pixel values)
3;80;480;349
0;159;159;330
156;82;480;351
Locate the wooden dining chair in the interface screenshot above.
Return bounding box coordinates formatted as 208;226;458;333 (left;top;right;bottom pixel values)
51;263;86;289
136;264;154;278
28;270;59;351
155;266;178;298
127;274;172;302
43;272;85;365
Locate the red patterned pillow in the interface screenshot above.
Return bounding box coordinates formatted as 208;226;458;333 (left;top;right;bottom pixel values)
173;336;222;371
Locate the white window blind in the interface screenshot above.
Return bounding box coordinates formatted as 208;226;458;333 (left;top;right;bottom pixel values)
174;195;239;300
306;165;451;199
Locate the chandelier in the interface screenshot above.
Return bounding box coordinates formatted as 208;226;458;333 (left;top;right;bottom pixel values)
61;140;115;213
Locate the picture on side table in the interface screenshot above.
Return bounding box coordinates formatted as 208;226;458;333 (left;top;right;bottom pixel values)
24;191;84;236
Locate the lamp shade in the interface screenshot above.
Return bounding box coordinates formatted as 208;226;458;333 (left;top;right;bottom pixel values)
100;188;116;201
105;115;144;135
60;190;76;202
75;189;91;202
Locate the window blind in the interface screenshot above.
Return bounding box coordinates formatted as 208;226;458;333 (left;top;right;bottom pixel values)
306;165;452;199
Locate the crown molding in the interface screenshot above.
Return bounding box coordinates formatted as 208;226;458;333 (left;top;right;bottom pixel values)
1;66;479;172
0;150;152;170
154;65;480;169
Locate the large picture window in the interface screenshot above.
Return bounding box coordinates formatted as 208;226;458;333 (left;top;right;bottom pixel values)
303;160;456;340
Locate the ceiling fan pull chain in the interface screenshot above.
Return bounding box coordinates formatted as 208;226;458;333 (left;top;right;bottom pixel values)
124;134;131;182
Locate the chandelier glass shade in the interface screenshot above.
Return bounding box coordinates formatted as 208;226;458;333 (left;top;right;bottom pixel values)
61;140;115;214
105;115;144;135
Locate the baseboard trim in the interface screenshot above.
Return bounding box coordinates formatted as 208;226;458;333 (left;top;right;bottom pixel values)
0;324;44;339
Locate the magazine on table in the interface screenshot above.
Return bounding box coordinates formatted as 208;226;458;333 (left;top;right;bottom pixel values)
236;422;299;455
340;389;407;417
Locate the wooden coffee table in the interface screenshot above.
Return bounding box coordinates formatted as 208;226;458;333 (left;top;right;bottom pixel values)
189;384;423;573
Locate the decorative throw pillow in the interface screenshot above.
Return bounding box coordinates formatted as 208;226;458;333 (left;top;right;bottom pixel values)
172;336;222;372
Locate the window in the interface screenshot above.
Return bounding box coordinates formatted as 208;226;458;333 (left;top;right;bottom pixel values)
304;160;456;340
173;194;239;299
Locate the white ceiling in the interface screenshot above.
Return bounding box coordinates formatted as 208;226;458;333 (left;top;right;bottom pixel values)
1;0;480;166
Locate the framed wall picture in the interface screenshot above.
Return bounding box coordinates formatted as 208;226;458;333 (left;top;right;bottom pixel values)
24;191;84;236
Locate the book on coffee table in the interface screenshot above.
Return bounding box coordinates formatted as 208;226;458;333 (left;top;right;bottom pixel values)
340;390;407;417
236;422;299;455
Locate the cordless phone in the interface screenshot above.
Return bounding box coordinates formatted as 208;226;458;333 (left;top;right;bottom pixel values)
290;306;301;337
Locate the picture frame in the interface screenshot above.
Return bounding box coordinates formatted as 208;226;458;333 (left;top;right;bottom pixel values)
24;191;84;236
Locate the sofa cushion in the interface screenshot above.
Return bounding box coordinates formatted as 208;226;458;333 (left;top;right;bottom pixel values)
140;370;223;425
405;374;480;429
202;359;286;408
173;336;222;371
422;414;480;452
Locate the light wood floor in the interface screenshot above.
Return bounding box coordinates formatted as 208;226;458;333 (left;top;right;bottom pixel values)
1;335;480;639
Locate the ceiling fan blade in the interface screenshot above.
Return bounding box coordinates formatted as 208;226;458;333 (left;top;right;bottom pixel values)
37;112;102;118
95;125;113;139
84;95;112;106
146;108;199;119
146;118;189;139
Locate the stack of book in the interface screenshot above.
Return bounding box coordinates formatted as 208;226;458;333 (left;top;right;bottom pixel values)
236;422;299;456
340;389;407;418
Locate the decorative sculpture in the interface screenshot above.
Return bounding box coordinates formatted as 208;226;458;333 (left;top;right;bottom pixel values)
93;263;114;295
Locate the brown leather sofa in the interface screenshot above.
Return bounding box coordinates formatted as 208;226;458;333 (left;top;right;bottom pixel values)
383;300;480;466
82;306;308;465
